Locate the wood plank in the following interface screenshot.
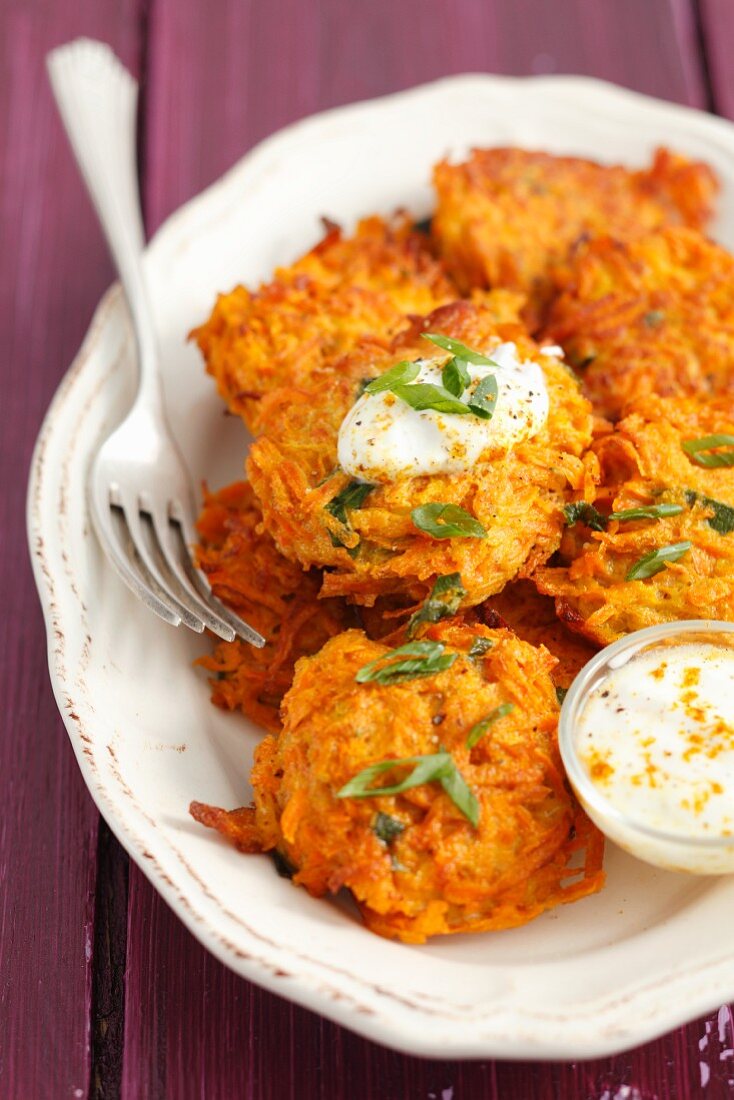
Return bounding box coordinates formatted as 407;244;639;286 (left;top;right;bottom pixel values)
0;3;142;1097
124;0;726;1096
698;0;734;119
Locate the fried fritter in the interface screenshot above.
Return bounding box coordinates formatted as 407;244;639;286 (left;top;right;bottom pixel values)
481;580;598;689
195;481;351;732
545;227;734;420
534;395;734;645
433;148;718;329
191;620;604;943
191;214;457;430
246;299;595;610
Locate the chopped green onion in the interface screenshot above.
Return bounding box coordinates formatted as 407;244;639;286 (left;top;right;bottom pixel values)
373;812;405;844
355;640;456;685
685;490;734;535
422;333;497;366
467;374;499;420
441;357;471;397
325;480;373;525
469;637;493;659
682;435;734;468
626;541;692;581
407;573;466;638
364;360;420;395
412;503;487;539
338;752;479;827
563;501;607;531
466;703;515;749
325;479;374;549
608;503;684;522
391;381;472;416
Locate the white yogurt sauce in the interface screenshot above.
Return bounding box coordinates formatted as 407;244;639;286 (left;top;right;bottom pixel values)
337;342;550;482
576;641;734;840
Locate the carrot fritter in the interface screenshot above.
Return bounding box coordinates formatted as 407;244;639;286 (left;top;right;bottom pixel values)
191;214;457;430
481;580;598;689
191;621;604;943
195;481;351;732
534;395;734;646
246;299;595;609
433;148;718;329
544;227;734;420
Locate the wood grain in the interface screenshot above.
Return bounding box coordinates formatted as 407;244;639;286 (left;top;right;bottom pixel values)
698;0;734;120
0;2;142;1097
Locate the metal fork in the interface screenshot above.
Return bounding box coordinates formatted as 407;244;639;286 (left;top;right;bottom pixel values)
47;39;264;647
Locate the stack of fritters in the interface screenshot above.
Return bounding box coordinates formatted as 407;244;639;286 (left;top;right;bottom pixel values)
189;142;734;942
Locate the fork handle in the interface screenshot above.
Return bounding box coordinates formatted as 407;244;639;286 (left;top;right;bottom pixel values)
47;39;161;407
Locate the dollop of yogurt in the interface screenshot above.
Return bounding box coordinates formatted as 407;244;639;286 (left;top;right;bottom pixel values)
337;342;550;482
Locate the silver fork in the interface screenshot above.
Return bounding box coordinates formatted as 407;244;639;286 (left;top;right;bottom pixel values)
47;39;264;647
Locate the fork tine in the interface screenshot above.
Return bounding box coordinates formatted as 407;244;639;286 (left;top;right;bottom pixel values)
116;493;206;634
176;516;266;648
89;494;182;627
149;506;239;643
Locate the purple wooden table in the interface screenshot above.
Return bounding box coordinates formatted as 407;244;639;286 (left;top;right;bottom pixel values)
3;1;734;1096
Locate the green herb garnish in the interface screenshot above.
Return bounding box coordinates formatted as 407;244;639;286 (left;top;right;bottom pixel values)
563;501;607;531
467;374;499;420
466;703;515;749
422;333;497;366
564;500;683;530
412;503;487;539
685;490;734;535
626;541;692;581
391;381;471;416
555;686;568;705
441;357;471;397
373;812;405;844
338;752;479;827
407;573;466;638
364;360;420;395
608;503;684;522
325;479;374;549
355;640;457;685
469;637;493;659
325;480;373;525
643;310;665;328
682;435;734;468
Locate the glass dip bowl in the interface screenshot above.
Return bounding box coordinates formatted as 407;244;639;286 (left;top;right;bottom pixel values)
559;620;734;874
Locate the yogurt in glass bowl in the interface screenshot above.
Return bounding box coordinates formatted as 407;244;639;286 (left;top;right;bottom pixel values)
559;620;734;874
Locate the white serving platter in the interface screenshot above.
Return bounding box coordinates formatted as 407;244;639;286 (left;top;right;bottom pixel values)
28;74;734;1059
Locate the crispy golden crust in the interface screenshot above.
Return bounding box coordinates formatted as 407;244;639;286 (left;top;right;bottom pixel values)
534;395;734;645
246;299;594;609
481;580;598;688
433;148;718;329
545;228;734;420
191;621;604;943
191;215;457;430
195;481;352;732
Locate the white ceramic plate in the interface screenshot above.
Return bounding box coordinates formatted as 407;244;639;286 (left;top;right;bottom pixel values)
28;74;734;1060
